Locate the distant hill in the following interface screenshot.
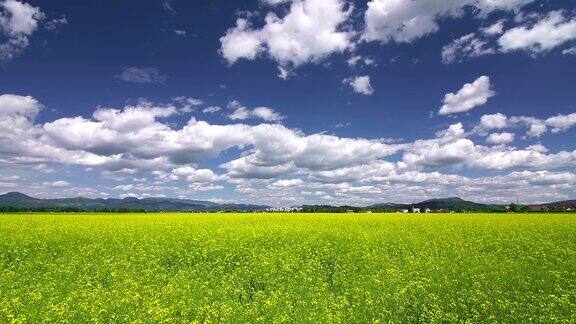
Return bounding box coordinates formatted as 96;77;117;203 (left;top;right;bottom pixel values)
527;200;576;211
0;192;269;211
1;192;573;213
371;197;505;211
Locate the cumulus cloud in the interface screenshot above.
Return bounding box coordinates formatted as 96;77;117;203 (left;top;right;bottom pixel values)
362;0;535;44
445;10;576;63
0;94;405;179
509;116;548;137
227;100;285;122
404;123;476;167
438;76;495;115
0;93;42;117
221;125;403;180
171;166;218;183
220;0;353;71
475;112;576;138
219;18;262;64
486;132;515;144
270;178;304;188
115;67;168;84
0;0;44;61
345;75;374;95
402;122;576;170
545;113;576;133
480;113;508;130
252;106;285;122
498;10;576;54
2;94;575;205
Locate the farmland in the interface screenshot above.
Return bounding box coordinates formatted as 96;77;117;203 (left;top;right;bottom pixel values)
1;213;575;322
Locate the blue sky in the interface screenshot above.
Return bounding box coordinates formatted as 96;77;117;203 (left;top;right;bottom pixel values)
1;0;575;206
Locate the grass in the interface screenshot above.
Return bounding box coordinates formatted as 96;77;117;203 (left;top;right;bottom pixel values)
1;213;575;322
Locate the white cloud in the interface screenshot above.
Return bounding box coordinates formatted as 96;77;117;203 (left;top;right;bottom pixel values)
219;18;263;64
252;107;285;122
346;55;376;67
270;178;304;188
442;33;495;64
362;0;535;44
115;67;168;84
471;148;576;170
114;184;134;191
1;95;404;181
404;137;476;168
162;0;175;14
486;132;515;144
402;122;576;170
220;0;353;70
526;144;548;153
545;113;576;133
42;180;69;187
0;93;42;117
444;11;576;63
346;75;374;95
480;113;508;129
92;104;177;131
0;0;44;61
499;10;576;54
227;101;285;122
45;15;67;31
261;0;291;5
277;66;293;80
476;112;576;138
438;76;495;115
0;182;17;188
202;106;221;114
221;124;403;179
509;116;547;137
521;171;576;186
2;94;575;205
563;46;576;55
172;96;203;112
0;174;19;181
171;166;218;183
227;100;251;120
481;20;505;35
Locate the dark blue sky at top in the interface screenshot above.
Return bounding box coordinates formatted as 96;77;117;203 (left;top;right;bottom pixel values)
1;0;575;203
3;1;574;145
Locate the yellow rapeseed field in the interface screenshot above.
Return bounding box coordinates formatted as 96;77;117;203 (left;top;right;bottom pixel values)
1;213;575;322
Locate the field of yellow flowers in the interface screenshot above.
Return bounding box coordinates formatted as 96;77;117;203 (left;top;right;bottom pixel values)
1;213;575;322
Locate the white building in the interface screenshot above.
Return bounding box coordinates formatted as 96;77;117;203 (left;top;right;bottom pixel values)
266;207;302;212
401;209;409;213
412;207;421;213
424;208;431;213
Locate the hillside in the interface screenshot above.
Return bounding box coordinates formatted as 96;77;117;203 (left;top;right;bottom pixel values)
371;197;505;211
0;192;269;211
527;200;576;211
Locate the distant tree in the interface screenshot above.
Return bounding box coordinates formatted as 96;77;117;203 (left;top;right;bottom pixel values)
508;203;528;213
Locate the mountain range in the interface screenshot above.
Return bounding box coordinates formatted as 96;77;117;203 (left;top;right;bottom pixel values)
0;192;269;211
0;192;574;212
369;197;504;211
